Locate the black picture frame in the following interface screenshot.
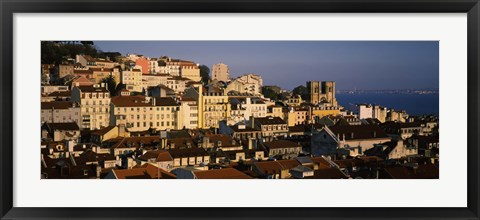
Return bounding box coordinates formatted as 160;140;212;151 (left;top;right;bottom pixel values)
1;0;479;219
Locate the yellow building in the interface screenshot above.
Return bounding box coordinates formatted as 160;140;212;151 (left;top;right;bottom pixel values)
286;107;309;126
310;106;341;123
91;67;121;85
183;85;230;129
110;96;182;131
267;106;285;119
121;69;143;92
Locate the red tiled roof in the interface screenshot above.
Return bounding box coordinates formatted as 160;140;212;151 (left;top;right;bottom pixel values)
193;168;252;179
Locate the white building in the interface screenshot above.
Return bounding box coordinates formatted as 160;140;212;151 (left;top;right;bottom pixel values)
226;74;263;95
70;84;110;130
212;63;230;82
41;101;82;128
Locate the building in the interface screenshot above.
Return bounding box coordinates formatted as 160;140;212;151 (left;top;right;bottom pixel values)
148;58;160;74
306;81;337;106
226;74;263;95
58;64;74;78
121;69;143;92
311;124;391;157
184;85;230;128
381;121;423;140
193;168;252;179
110;96;181;131
211;63;230;82
70;84;110;130
387;109;409;122
285;106;309;126
252;116;288;138
228;97;267;125
41;101;82;128
180;62;201;82
135;56;150;74
179;97;198;129
358;104;388;123
263;140;302;159
41;122;81;142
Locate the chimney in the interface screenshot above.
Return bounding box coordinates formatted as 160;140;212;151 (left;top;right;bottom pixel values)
350;132;354;139
250;116;255;128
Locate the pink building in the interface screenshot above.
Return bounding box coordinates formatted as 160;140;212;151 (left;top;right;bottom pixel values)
135;57;149;74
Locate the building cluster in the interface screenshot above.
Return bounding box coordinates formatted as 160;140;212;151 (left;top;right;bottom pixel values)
41;53;439;179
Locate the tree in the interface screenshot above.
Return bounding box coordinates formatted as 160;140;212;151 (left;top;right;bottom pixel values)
262;87;279;100
101;75;117;96
199;65;211;85
292;85;309;100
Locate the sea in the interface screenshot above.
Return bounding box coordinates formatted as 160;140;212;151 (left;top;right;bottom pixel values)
336;93;439;116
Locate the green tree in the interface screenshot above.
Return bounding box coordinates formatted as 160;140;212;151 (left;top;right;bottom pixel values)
292;85;309;100
101;75;117;96
262;87;278;100
199;65;211;85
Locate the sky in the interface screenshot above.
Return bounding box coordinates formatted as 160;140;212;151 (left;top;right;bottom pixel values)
94;41;439;91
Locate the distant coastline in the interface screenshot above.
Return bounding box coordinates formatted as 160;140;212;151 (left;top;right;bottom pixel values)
337;89;438;95
337;93;439;116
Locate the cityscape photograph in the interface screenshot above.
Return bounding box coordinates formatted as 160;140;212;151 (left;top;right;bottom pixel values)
40;41;439;179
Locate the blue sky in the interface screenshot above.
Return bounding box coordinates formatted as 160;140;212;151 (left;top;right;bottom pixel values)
94;41;439;90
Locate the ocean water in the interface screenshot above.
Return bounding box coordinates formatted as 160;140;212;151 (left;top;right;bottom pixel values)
336;93;439;116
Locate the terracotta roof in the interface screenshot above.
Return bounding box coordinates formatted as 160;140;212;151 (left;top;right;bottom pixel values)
156;97;179;106
168;147;209;158
111;96;178;107
74;69;93;74
90;67;113;72
263;140;301;149
76;85;108;93
304;168;349;179
193;168;252;179
91;126;116;136
381;163;438;179
41;101;76;110
138;150;173;162
254;117;286;125
277;159;301;170
111;96;151;107
106;136;161;149
112;163;176;179
254;161;285;175
46;91;71;97
45;122;79;131
204;134;236;147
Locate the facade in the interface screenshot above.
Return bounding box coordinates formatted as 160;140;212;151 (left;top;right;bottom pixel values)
135;57;150;74
184;85;230;129
121;69;143;92
70;84;110;130
41;101;82;128
180;63;201;82
148;58;160;74
212;63;230;82
58;64;74;78
253;116;289;137
286;106;309;126
358;104;387;123
306;81;338;106
110;96;181;131
226;74;263;95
